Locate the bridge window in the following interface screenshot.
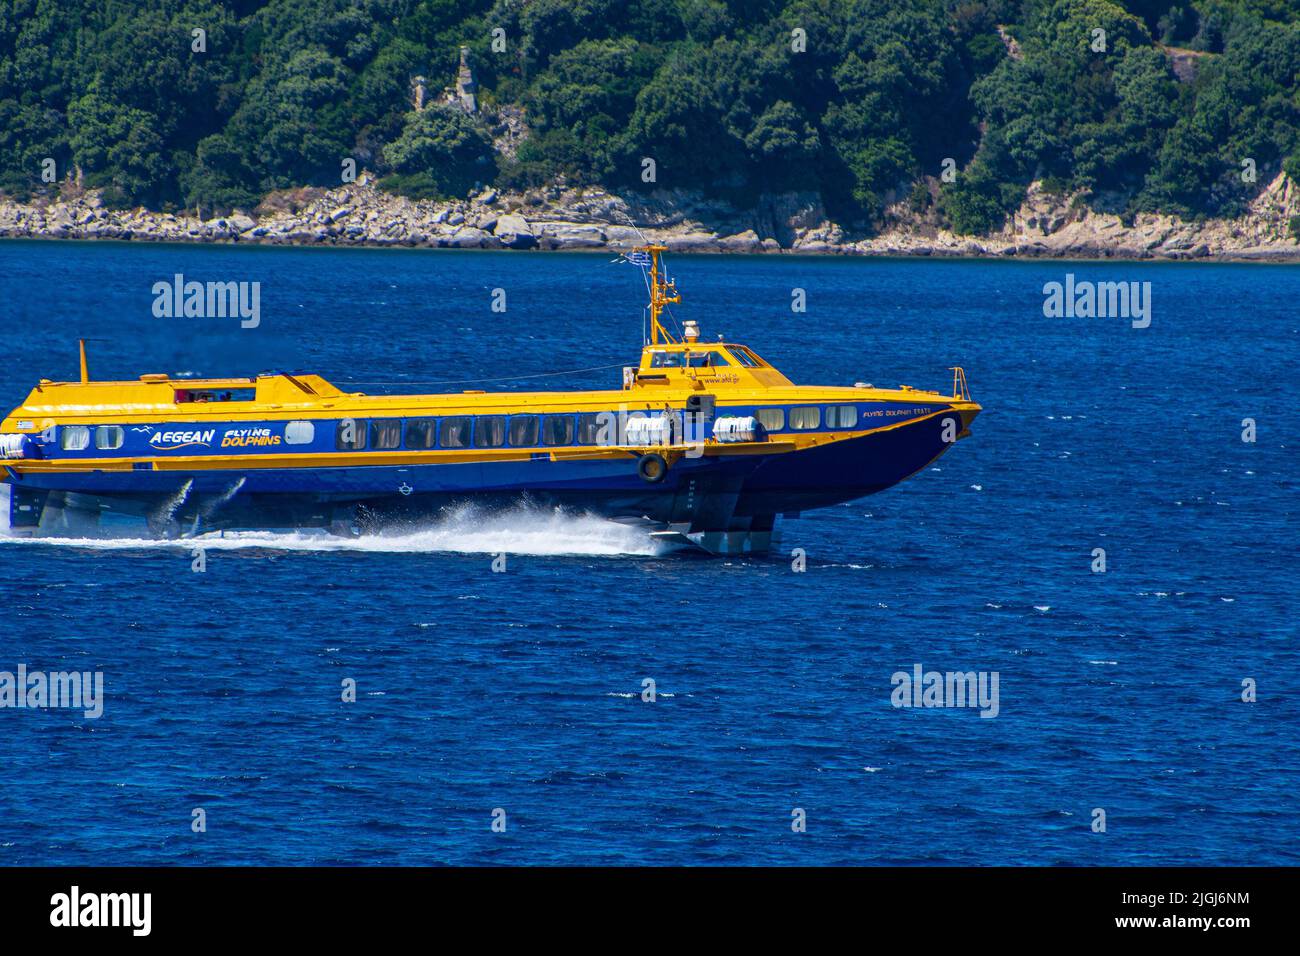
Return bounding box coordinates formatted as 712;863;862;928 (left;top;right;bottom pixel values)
369;419;402;450
404;419;436;449
729;348;759;368
174;388;255;403
649;351;685;368
475;416;506;447
789;407;821;430
756;409;784;432
825;405;858;428
685;351;731;368
440;416;472;449
60;425;90;451
94;425;124;450
542;415;575;445
336;419;367;450
284;421;315;445
508;415;539;447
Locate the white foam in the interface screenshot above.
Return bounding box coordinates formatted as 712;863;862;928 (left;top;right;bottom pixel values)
0;502;675;557
0;483;9;533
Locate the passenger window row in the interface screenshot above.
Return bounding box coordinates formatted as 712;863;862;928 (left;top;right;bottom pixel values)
57;405;869;455
756;405;860;432
59;424;124;451
58;422;313;452
334;404;867;451
335;413;614;451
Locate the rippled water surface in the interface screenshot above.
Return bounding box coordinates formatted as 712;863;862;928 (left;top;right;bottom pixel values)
0;241;1295;865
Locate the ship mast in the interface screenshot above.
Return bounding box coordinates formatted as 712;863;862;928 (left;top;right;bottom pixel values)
638;244;680;345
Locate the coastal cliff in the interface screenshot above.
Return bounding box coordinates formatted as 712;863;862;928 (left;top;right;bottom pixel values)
4;171;1298;261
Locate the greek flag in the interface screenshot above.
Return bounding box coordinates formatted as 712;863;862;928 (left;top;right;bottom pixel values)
620;251;652;267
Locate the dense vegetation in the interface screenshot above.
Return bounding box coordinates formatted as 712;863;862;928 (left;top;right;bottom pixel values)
2;0;1299;234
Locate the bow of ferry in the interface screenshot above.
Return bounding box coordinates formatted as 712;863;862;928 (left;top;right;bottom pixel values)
0;247;980;553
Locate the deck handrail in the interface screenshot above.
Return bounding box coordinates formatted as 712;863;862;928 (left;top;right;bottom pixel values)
949;367;971;401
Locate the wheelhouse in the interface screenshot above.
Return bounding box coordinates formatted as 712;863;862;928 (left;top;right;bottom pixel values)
632;342;792;388
643;344;770;369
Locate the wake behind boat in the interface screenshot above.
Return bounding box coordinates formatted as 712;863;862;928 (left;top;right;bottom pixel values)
0;247;980;554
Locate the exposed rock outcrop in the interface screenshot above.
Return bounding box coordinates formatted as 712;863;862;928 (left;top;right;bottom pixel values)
3;172;1298;260
848;174;1300;260
1159;44;1214;84
996;25;1023;62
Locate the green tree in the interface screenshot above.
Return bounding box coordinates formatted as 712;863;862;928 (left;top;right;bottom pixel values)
67;88;170;206
225;47;352;189
381;104;494;198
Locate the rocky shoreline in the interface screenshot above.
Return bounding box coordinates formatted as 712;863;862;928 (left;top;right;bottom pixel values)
3;172;1299;261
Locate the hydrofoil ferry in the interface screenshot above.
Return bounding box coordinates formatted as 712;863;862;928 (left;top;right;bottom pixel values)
0;247;980;553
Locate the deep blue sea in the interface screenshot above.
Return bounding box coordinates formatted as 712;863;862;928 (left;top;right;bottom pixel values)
0;240;1295;865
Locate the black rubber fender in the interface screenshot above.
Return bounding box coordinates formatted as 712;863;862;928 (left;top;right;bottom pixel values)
637;452;668;483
